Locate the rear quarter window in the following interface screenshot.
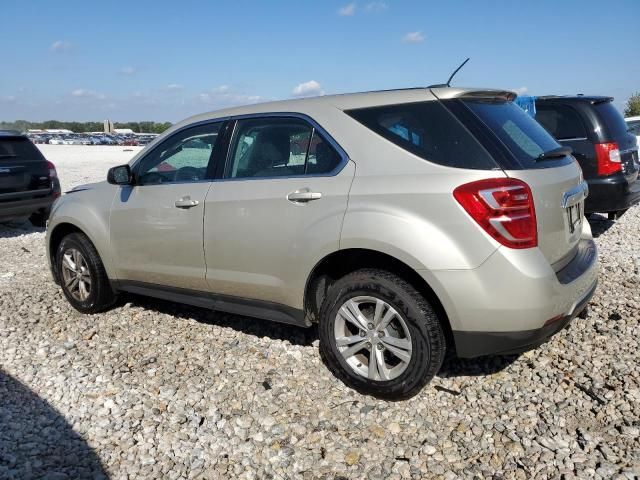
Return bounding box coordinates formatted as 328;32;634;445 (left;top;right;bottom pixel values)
0;137;45;161
594;102;632;140
345;100;498;170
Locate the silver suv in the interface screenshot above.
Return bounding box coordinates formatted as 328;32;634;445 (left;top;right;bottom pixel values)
46;87;598;399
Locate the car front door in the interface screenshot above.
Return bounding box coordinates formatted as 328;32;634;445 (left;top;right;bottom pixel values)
203;116;354;310
110;121;225;291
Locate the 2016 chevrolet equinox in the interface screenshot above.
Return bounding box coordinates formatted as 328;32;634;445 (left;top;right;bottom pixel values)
46;87;598;399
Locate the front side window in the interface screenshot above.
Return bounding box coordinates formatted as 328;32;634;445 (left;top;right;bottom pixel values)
535;105;588;140
225;117;342;179
346;101;497;170
136;122;222;184
627;120;640;136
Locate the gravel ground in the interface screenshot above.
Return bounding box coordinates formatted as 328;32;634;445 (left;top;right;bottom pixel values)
0;147;639;479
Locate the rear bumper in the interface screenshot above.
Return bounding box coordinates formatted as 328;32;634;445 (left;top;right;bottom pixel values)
452;280;596;357
0;195;54;221
585;174;640;213
421;233;599;358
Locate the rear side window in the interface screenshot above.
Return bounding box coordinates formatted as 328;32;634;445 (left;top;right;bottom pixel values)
346;101;497;170
536;105;588;140
463;100;562;168
0;137;45;161
225;117;342;179
594;102;631;139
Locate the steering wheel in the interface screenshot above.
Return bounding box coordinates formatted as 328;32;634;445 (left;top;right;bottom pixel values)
139;172;166;184
174;166;203;182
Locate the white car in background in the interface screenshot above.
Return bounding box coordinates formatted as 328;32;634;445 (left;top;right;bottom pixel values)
49;137;66;145
625;116;640;148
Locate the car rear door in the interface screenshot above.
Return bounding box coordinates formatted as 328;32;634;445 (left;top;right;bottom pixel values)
202;116;353;310
109;121;225;291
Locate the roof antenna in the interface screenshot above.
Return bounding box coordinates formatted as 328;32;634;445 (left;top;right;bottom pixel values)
446;57;470;86
428;57;470;88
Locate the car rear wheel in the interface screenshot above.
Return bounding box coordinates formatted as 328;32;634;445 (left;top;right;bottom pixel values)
56;232;117;313
319;269;446;400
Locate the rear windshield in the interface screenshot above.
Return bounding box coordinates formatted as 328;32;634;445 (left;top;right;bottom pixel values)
462;100;563;168
345;100;498;170
594;102;631;140
0;137;45;161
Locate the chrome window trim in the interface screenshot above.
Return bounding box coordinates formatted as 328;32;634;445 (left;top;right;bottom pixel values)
220;112;350;182
557;137;588;142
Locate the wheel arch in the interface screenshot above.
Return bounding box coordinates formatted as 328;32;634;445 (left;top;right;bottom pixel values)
303;248;454;349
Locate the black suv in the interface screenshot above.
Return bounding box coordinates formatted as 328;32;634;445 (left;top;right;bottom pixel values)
0;131;60;226
535;96;640;219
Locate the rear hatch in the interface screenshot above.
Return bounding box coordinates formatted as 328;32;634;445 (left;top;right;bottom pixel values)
450;96;586;268
593;100;639;183
0;136;51;197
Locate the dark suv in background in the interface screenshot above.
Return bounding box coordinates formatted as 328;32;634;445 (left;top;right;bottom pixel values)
0;131;60;226
535;96;640;219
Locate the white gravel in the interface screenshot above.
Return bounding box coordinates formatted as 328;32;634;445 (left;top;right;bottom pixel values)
0;147;639;479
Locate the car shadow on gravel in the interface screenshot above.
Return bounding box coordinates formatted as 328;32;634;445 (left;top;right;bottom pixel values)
125;294;319;347
0;221;45;239
0;369;107;479
587;214;615;238
437;352;520;379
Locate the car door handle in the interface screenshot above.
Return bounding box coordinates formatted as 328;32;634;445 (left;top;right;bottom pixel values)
174;196;199;209
286;190;322;203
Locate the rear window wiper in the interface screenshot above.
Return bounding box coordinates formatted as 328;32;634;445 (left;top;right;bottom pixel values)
537;146;572;161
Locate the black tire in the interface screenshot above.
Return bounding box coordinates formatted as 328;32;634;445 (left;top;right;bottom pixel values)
56;232;118;314
29;209;49;227
318;268;446;400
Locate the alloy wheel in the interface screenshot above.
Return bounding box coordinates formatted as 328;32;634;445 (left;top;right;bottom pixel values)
334;296;413;381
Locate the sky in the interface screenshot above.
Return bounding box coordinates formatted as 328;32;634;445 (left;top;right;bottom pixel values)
1;0;638;122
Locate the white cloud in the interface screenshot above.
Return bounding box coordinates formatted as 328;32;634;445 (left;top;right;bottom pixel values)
364;1;387;13
402;31;425;44
512;86;528;95
50;40;72;53
119;66;137;76
71;89;106;100
338;2;356;16
197;86;262;107
164;83;184;91
291;80;324;98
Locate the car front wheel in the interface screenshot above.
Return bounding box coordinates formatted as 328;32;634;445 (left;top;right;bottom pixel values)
319;269;446;400
56;232;117;313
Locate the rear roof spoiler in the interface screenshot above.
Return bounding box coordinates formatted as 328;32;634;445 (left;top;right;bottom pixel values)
430;88;517;102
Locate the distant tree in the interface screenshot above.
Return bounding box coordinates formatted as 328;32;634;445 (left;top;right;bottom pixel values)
624;92;640;117
0;120;172;134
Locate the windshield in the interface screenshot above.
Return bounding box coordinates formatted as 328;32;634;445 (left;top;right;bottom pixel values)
463;100;564;168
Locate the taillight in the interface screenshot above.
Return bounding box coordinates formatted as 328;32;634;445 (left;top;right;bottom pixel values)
595;142;621;176
46;160;61;199
453;178;537;249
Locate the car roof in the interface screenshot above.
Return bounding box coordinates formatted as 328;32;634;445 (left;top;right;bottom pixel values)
173;86;515;129
0;130;26;138
625;115;640;122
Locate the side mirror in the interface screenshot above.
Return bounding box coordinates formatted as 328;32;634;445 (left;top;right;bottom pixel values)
107;165;133;185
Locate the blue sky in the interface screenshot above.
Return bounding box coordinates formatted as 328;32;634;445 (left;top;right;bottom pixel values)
1;0;638;122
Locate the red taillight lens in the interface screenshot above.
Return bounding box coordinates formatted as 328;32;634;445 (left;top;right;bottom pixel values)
46;160;57;179
595;142;621;176
46;160;61;199
453;178;537;249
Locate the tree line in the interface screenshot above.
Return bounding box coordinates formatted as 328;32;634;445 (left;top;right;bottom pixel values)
0;120;173;134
